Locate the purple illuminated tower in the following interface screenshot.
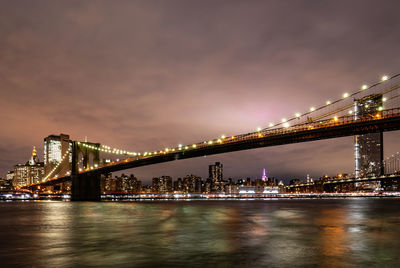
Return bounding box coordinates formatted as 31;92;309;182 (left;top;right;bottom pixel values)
261;168;268;181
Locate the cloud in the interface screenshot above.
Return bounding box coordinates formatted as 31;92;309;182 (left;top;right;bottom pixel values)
1;0;400;183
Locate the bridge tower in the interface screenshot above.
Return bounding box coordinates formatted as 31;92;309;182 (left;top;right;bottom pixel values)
354;94;384;180
71;141;102;201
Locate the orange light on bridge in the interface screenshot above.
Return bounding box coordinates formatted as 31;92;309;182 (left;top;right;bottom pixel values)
376;113;381;118
334;116;338;121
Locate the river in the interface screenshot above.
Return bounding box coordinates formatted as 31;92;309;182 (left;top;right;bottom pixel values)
1;198;400;267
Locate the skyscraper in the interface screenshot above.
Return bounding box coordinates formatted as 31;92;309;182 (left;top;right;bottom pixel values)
209;162;223;182
44;134;71;177
354;94;384;178
261;168;268;181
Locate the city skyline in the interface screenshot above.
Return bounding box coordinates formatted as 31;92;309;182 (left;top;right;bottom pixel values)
1;1;400;183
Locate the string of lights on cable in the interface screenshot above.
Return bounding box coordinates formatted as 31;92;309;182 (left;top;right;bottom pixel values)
49;73;399;176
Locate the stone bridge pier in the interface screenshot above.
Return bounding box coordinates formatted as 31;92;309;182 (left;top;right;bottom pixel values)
71;141;102;201
71;173;101;201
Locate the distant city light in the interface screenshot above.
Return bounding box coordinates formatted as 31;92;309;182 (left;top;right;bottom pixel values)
361;84;368;90
326;100;331;105
310;107;316;112
382;75;389;81
343;92;349;98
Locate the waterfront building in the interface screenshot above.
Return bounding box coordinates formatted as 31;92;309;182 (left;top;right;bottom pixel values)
43;134;71;177
203;178;212;193
124;174;142;193
173;178;183;192
183;174;202;193
152;176;172;193
12;147;44;187
102;174;142;193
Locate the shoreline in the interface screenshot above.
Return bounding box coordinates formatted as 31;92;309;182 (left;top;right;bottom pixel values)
2;192;400;201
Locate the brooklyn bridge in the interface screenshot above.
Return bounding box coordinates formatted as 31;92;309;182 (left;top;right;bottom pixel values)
20;74;400;200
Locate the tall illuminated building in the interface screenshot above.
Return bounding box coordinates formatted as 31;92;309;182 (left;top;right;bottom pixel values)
354;94;384;179
44;134;72;177
209;162;223;182
209;162;223;192
13;147;44;187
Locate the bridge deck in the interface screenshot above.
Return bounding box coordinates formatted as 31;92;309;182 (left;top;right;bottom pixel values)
30;108;400;187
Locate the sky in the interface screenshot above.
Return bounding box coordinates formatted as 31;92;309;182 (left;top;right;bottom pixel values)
1;0;400;184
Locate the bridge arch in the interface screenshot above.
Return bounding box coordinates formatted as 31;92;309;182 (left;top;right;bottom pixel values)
71;141;100;174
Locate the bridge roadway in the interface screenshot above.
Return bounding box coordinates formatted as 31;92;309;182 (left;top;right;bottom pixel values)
31;107;400;189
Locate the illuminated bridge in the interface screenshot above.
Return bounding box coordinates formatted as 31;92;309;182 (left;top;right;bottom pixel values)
24;73;400;200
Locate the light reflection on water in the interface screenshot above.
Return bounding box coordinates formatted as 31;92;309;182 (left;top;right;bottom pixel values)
1;199;400;267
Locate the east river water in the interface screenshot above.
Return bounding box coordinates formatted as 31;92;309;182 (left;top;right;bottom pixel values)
1;199;400;267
